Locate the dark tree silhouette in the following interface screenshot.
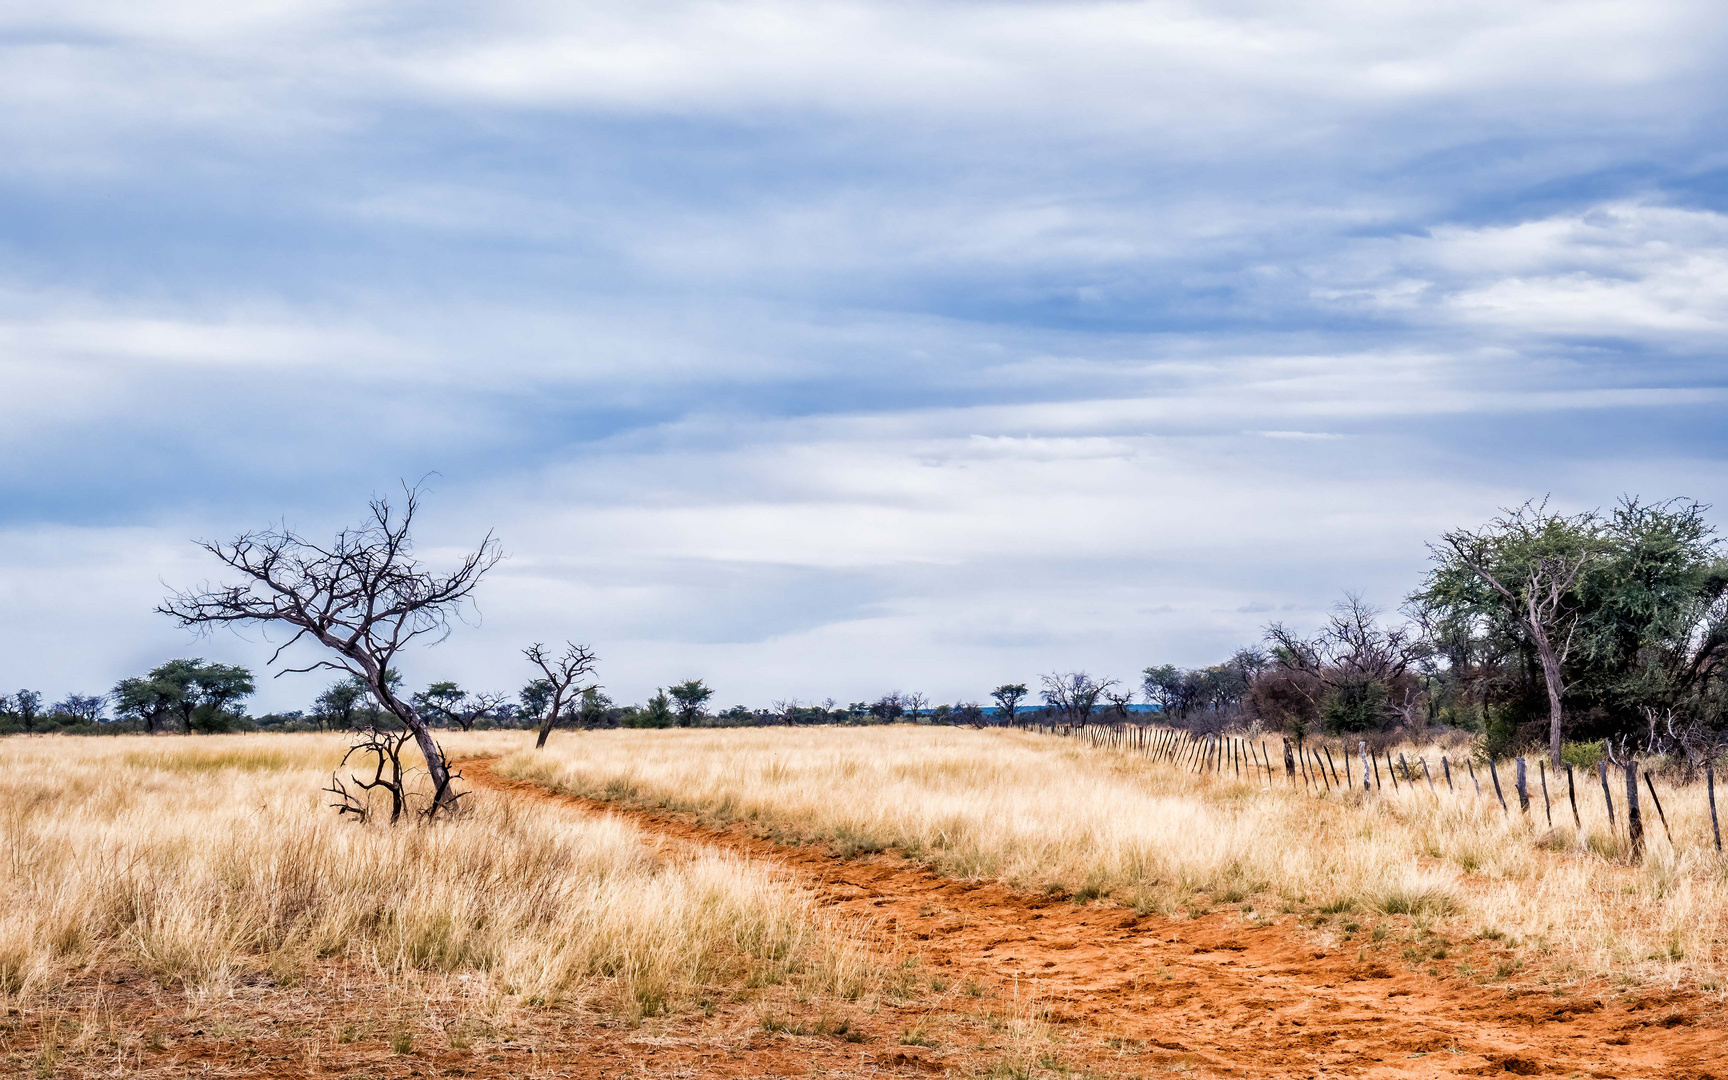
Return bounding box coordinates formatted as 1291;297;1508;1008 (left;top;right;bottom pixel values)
158;484;500;810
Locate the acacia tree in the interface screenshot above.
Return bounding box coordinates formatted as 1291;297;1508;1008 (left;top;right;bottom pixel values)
524;641;599;749
1428;501;1602;768
158;486;500;809
668;679;714;726
413;681;509;731
990;683;1028;725
313;677;366;731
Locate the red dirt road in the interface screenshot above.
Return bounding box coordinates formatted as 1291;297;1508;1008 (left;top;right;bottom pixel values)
468;756;1728;1080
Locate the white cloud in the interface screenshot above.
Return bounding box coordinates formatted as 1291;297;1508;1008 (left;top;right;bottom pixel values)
1318;202;1728;339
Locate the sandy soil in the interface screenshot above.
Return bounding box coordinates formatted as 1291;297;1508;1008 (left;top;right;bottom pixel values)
11;756;1725;1079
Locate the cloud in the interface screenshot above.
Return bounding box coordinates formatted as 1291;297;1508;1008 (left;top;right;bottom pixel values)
1;1;1726;708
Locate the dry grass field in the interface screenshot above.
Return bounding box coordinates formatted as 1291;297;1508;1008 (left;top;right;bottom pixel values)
0;733;879;1078
499;725;1728;991
5;725;1728;1079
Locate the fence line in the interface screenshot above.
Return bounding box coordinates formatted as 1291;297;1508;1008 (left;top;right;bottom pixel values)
1020;720;1725;858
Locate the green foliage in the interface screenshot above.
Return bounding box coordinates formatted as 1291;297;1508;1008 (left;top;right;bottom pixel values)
623;690;675;729
1319;677;1388;734
667;679;714;726
111;659;254;734
1476;704;1524;762
1562;740;1606;769
1415;496;1728;747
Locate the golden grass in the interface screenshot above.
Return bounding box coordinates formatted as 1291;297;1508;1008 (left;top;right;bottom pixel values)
0;733;863;1017
500;724;1728;989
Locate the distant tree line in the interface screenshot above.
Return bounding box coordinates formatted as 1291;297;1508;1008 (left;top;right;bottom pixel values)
10;493;1723;774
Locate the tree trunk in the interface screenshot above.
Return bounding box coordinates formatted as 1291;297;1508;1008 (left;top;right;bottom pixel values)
535;689;566;750
372;680;456;808
1527;613;1566;769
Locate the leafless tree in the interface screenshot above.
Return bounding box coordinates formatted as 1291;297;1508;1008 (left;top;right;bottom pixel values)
158;484;500;811
906;691;929;720
1104;687;1135;722
1040;672;1114;725
1265;594;1431;726
525;642;600;749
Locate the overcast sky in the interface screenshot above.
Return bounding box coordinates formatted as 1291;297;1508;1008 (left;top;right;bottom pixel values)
3;1;1726;712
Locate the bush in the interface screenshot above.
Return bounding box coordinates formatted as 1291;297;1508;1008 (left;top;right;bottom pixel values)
1319;677;1389;734
1562;740;1606;770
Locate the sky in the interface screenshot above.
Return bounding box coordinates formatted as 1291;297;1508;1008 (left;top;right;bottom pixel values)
2;1;1726;713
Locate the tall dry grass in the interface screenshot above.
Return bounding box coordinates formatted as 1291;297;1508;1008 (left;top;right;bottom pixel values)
0;733;863;1015
500;725;1728;989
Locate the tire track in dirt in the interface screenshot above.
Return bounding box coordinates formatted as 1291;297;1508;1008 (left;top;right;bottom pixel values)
463;756;1728;1079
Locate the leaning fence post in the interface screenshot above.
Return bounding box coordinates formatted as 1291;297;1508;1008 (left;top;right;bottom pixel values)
1386;751;1400;791
1597;760;1616;828
1441;755;1454;791
1625;760;1644;859
1488;758;1508;813
1708;758;1723;853
1397;752;1412;786
1466;758;1481;798
1565;763;1581;829
1514;757;1530;815
1420;757;1436;795
1373;749;1384;789
1323;746;1341;787
1643;772;1673;847
1537;760;1552;827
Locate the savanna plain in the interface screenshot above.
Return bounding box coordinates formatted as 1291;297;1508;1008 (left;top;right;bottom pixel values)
4;726;1727;1079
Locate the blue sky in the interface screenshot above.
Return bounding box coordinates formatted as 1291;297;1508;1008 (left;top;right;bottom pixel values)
2;1;1726;712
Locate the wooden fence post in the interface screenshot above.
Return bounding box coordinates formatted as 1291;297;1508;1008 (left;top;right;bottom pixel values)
1360;741;1372;791
1420;757;1436;794
1565;763;1581;829
1324;746;1341;787
1441;755;1454;792
1397;752;1412;786
1514;757;1530;814
1624;760;1644;859
1385;751;1400;791
1466;758;1481;798
1488;759;1508;813
1597;760;1616;828
1643;773;1673;847
1708;758;1723;853
1538;760;1552;826
1282;739;1296;783
1373;749;1384;790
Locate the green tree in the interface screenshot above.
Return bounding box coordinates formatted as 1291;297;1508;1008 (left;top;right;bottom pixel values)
313;677;367;731
989;683;1028;724
1424;502;1605;766
667;679;714;726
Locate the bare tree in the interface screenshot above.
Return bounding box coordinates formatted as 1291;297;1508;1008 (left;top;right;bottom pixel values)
1104;686;1135;722
1264;594;1430;728
1040;672;1114;725
906;691;929;720
158;484;500;810
525;642;600;749
1440;508;1599;768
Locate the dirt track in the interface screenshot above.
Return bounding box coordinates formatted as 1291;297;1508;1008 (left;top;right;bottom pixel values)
467;756;1728;1080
